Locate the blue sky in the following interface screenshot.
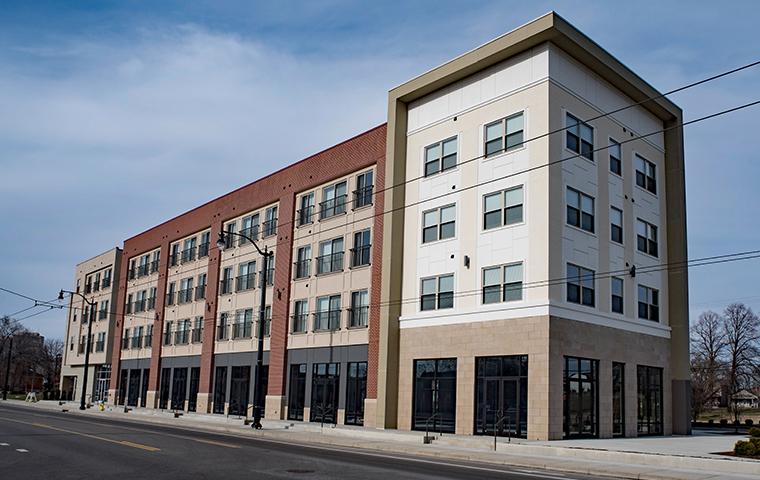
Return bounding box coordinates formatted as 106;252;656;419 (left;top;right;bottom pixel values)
1;1;759;340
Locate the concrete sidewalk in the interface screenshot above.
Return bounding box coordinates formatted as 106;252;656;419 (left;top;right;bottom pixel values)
5;400;760;480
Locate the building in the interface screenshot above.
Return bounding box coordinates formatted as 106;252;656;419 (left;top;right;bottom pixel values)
60;248;122;402
69;12;689;440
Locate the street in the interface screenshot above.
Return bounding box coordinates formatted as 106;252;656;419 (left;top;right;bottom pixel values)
0;403;606;480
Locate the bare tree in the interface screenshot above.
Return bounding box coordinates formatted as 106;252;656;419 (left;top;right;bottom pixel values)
41;338;64;395
0;316;27;394
722;303;760;425
690;311;726;419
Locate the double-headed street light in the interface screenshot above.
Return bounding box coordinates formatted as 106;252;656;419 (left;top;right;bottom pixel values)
58;288;97;411
217;229;274;430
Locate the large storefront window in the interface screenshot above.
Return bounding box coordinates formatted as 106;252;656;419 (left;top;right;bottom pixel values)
310;363;340;424
159;367;171;410
637;365;663;435
412;358;457;434
345;362;367;426
229;366;251;417
288;364;307;421
564;356;598;438
171;367;187;411
188;367;200;412
474;355;528;437
212;366;227;414
127;369;141;407
140;369;149;407
612;362;625;437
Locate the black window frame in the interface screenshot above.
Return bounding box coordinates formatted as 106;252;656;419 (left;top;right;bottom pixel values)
637;285;659;322
422;204;456;244
563;356;599;439
635;154;657;195
484;111;525;157
567;263;595;307
412;358;457;434
424;136;458;177
566;187;595;233
565;112;594;161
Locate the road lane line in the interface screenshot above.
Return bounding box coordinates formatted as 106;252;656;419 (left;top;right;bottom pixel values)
191;438;241;449
0;417;160;453
16;449;28;452
0;443;9;446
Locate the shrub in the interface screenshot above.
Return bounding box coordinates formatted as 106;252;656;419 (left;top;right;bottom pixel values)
750;438;760;450
734;440;757;457
749;426;760;438
745;419;754;426
720;419;728;426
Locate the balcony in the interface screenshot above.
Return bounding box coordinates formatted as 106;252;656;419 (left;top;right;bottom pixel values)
174;330;189;345
198;242;210;258
232;322;252;339
236;273;256;292
180;247;196;264
314;310;341;331
353;185;374;209
262;218;278;238
297;206;314;226
177;288;193;304
195;285;206;301
350;245;371;268
316;252;344;275
220;279;233;295
293;259;310;279
349;306;369;327
291;314;308;333
319;195;347;220
239;226;259;244
191;327;203;343
131;336;142;349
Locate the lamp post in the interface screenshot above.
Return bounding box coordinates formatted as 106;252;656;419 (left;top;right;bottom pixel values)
58;289;97;410
217;229;274;430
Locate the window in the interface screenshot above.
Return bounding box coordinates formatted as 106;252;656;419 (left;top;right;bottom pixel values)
265;254;274;286
320;181;348;219
485;112;524;157
192;316;203;343
298;193;315;226
351;229;371;267
422;204;455;243
420;274;454;311
178;277;193;304
610;207;623;244
637;365;663;435
166;282;176;306
609;139;621;175
260;305;272;337
148;287;157;310
317;237;344;274
424;137;457;176
175;319;190;345
354;170;374;209
240;214;260;243
233;309;253;339
483;186;523;230
345;362;367;426
635;155;657;194
263;206;278;237
236;261;256;292
349;290;369;327
122;329;130;350
287;364;307;421
163;321;173;346
567;188;594;233
198;232;210;258
564;356;598;438
566;113;594;161
612;362;625;437
412;358;456;433
134;290;146;312
145;325;153;347
310;363;340;424
567;264;595;307
196;273;207;300
294;246;311;279
96;332;106;352
474;356;529;438
128;259;136;280
292;300;308;333
170;243;179;266
315;295;341;330
220;267;233;295
126;294;133;314
102;268;112;288
611;277;624;314
181;236;197;263
636;219;658;257
99;300;109;320
217;312;229;340
638;285;659;322
482;263;523;304
224;222;236;248
150;250;160;273
137;256;149;277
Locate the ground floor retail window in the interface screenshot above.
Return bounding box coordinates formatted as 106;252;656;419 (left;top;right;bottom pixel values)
474;355;528;438
412;358;457;434
637;365;663;436
213;366;227;414
188;367;200;412
171;368;187;411
94;364;111;403
127;369;141;407
288;364;307;421
345;362;367;426
612;362;625;437
310;363;340;424
563;356;598;438
229;366;250;417
159;368;171;409
255;365;268;417
118;369;127;405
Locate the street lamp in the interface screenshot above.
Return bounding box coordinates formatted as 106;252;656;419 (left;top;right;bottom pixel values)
58;288;97;410
217;229;274;429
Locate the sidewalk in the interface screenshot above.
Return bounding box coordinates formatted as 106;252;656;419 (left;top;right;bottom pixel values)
5;400;760;480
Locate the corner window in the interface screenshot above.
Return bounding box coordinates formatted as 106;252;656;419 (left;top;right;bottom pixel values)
566;187;595;233
424;137;457;177
610;207;623;244
483;185;523;230
566;113;594;161
611;277;624;314
638;285;659;322
420;274;454;311
485;112;524;157
635;155;657;194
482;263;523;304
567;263;594;307
422;204;455;243
636;219;658;257
609;139;621;175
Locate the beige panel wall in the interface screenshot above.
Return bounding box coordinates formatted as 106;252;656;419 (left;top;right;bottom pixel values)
122;246;161;361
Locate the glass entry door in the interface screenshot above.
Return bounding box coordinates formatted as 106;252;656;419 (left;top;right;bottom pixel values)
229;366;250;417
127;369;141;407
188;367;200;412
288;364;306;421
171;368;187;411
475;356;528;437
310;363;340;424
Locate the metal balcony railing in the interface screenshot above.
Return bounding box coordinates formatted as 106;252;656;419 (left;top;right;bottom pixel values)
349;306;369;327
137;264;150;277
131;336;142;349
297;206;314;226
95;340;105;352
220;279;233;295
150;259;160;273
216;324;228;341
291;314;308;333
165;292;176;306
294;259;310;279
144;334;152;348
350;245;371;267
314;310;341;331
236;273;256;292
319;195;347;220
174;330;189;345
122;337;130;349
353;185;374;209
263;218;278;237
191;327;203;343
147;296;156;310
169;252;179;267
198;242;210;258
177;288;193;304
232;322;252;339
181;247;196;263
316;252;344;274
195;285;206;301
239;226;259;244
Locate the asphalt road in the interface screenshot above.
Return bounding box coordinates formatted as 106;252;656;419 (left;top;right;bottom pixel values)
0;403;606;480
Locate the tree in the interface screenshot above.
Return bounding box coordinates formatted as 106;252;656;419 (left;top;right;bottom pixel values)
40;338;63;396
0;316;27;396
690;311;726;420
722;303;760;426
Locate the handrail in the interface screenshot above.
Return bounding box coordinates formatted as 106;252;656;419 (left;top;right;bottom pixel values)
424;412;442;443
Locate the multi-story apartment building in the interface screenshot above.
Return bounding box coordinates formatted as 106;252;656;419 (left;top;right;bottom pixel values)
60;248;122;403
69;13;688;440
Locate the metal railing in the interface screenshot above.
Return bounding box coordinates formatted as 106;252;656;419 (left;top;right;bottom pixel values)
144;334;152;347
195;285;206;300
236;273;256;292
316;252;344;274
319;195;347;219
348;306;369;327
147;296;156;310
294;259;310;279
131;335;142;349
198;242;210;258
150;259;160;273
137;264;150;277
98;309;108;320
220;278;233;295
122;337;130;349
169;252;179;267
181;247;196;263
232;322;252;339
353;185;374;209
191;327;203;343
291;314;308;333
177;288;193;304
313;310;341;331
350;245;371;267
216;324;228;340
174;330;189;345
95;340;105;352
262;218;278;237
163;331;172;345
297;206;314;226
133;299;146;313
239;226;259;244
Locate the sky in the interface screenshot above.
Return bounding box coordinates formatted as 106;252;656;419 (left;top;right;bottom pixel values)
1;1;759;340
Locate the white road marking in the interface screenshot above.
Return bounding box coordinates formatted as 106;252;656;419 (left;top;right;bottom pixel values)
16;448;28;453
0;443;9;446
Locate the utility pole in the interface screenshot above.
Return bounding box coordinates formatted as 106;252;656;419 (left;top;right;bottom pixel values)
3;336;13;400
